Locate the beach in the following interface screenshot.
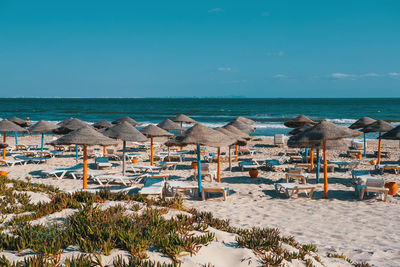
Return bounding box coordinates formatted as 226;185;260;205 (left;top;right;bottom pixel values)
1;134;399;266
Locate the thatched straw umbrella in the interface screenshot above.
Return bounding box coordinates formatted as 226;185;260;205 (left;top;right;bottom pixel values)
28;120;59;151
381;126;400;160
171;114;196;152
288;123;314;136
157;119;183;131
349;117;376;157
54;118;88;160
0;120;28;159
227;119;255;134
103;121;147;175
93;120;112;129
215;127;247;171
52;126;117;189
57;118;74;127
8;116;30;127
166;124;235;191
222;124;251;162
140;125;173;165
0;142;8;149
112;116;140;126
361;120;394;164
284;115;317;128
234;116;256;125
289;121;361;198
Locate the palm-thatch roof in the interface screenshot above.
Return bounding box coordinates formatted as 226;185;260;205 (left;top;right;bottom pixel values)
8;116;30;127
166;123;236;148
284;115;317;128
112;116;140;126
215;127;247;146
361;120;394;133
28;120;59;133
227;120;255;134
140;124;173;137
380;125;400;140
234;116;256;125
349;117;376;129
0;120;28;132
157;119;183;131
288;137;348;150
57;118;74;126
288;120;361;145
54;118;88;134
0;142;8;149
93;120;112;129
51;126;118;146
171;114;196;123
288;123;314;136
222;124;251;140
103;121;147;142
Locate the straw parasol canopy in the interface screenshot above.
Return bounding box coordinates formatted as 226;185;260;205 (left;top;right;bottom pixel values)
112;116;140;126
57;118;74;126
381;125;400;140
54;118;88;134
140;124;173;138
0;142;8;149
28;120;59;133
360;120;394;133
284;115;317;128
93;120;112;129
8;116;30;127
349;117;376;129
235;116;256;125
222;124;251;140
215;127;247;146
0;120;28;133
288;123;314;136
288;136;348;150
171;114;196;124
157;119;183;131
52;126;117;146
227;120;255;134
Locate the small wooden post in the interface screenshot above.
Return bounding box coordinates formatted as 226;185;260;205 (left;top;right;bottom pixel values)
197;144;202;195
235;145;238;162
363;133;367;157
75;145;79;161
310;148;314;171
229;145;232;171
217;147;221;183
3;132;6;160
41;133;44;152
14;131;18;145
83;145;87;189
316;149;320;183
103;146;106;156
180;122;183;152
122;141;126;175
150;136;154;166
377;131;382;165
323;140;328;199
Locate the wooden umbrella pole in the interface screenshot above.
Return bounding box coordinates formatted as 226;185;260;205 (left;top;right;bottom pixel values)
197;144;202;196
180;122;183;152
363;133;367;157
103;146;106;156
377;131;382;165
310;148;314;171
323;140;328;199
122;141;126;175
41;133;44;152
235;145;238;162
229;145;232;171
3;132;6;160
83;145;88;189
217;147;221;183
150;136;154;166
316;149;320;184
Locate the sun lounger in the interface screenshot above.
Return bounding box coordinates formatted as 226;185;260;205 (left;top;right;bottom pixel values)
351;170;372;184
193;163;216;181
139;177;166;197
0;158;28;167
156;161;178;171
166;181;198;197
265;158;289;171
41;164;83;179
355;177;389;201
201;185;229;201
14;155;47;165
375;164;400;174
15;144;28;151
285;169;308;184
238;148;259;156
347;150;362;159
95;157;113;169
284;149;299;156
274;134;285;147
93;174;148;186
289;155;304;163
329;161;360;171
130;164;162;174
238;161;258;171
274;183;315;198
63;186;137;194
350;140;363;150
374;150;391;158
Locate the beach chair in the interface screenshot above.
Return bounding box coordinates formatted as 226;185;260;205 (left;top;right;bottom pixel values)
201;185;229;201
166;181;198;197
0;158;28;167
238;148;259;156
274;134;285;147
15;144;28;151
156;161;178;171
239;160;258;171
41;164;83;179
375;164;400;174
63;186;137;195
274;183;315;198
265;157;289;171
285;168;308;184
351;140;363;150
193;163;216;181
104;148;120;160
351;170;371;184
374;150;391;158
95;157;113;169
14;155;47;165
139;177;166;197
93;173;148;186
355;177;389;201
130;164;162;174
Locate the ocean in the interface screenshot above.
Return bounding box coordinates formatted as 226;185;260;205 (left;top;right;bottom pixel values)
1;98;399;138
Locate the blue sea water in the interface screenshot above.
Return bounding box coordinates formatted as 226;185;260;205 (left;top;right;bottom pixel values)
1;98;399;138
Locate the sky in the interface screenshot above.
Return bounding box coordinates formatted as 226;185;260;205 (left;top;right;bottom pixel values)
0;0;399;98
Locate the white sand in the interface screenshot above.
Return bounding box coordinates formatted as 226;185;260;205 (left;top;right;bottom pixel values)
1;134;399;266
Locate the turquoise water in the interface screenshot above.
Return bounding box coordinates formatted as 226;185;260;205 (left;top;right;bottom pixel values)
1;98;399;137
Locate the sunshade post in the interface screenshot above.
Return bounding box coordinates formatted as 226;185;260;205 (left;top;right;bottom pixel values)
323;140;328;198
150;136;154;166
2;132;6;160
377;131;382;164
180;122;183;152
363;133;367;157
316;149;320;183
103;146;106;156
235;145;238;162
14;131;18;145
75;145;79;161
310;148;314;171
41;133;44;151
83;145;88;189
197;144;202;195
217;147;221;183
122;141;126;175
228;145;232;171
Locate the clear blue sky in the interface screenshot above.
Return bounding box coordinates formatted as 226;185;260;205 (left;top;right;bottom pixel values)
0;1;399;98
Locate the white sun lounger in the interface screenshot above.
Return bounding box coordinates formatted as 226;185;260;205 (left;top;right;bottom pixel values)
95;157;113;169
166;181;198;197
274;183;315;198
201;185;229;201
0;158;28;167
139;177;166;197
355;177;389;201
93;174;148;186
41;164;83;179
63;186;137;194
130;164;162;174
